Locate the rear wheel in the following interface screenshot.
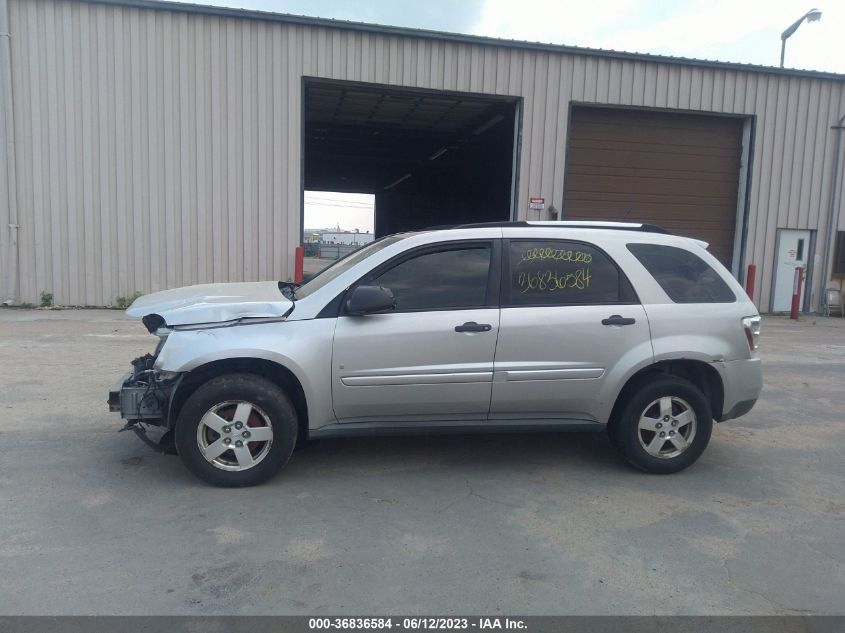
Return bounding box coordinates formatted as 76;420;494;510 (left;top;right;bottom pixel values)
175;373;297;487
609;376;712;474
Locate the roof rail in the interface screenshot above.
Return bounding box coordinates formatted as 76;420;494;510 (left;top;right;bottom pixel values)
445;220;672;234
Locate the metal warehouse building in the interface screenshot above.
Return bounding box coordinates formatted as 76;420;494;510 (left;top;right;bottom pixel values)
1;0;844;312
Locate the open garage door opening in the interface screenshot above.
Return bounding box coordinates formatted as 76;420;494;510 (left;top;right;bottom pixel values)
303;79;519;240
303;191;375;277
564;106;746;270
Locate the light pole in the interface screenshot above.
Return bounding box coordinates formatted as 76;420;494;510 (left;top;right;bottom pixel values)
780;8;822;68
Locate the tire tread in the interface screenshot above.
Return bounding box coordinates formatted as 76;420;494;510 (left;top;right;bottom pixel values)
174;373;298;487
609;375;712;474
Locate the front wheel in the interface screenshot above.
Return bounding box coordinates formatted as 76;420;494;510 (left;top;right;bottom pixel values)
175;373;298;487
609;376;713;474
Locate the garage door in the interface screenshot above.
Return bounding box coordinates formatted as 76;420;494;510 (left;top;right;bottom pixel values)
563;107;744;268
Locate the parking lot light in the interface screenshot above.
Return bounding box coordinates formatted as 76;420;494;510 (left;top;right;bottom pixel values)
780;8;822;67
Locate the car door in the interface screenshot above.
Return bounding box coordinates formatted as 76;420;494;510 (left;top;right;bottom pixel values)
331;240;501;423
490;238;652;422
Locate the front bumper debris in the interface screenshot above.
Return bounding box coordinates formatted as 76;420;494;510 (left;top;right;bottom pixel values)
110;359;181;454
108;353;180;426
109;370;169;424
108;372;132;413
120;421;178;455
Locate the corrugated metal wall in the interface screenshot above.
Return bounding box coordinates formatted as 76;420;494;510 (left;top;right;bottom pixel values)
0;0;18;306
3;0;845;309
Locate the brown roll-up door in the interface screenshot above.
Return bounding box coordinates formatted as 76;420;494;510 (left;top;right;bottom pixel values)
563;106;744;267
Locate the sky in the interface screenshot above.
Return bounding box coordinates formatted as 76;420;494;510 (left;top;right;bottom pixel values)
304;191;375;233
185;0;843;74
190;0;841;230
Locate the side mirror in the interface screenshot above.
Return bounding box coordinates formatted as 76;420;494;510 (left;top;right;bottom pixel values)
346;285;396;315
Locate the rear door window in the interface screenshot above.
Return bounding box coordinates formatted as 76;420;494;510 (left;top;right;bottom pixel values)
627;243;736;303
504;240;636;306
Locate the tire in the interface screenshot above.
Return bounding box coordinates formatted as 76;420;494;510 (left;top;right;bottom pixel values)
174;373;298;487
608;376;713;474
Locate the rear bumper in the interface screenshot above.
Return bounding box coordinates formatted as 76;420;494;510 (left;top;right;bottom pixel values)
721;398;757;421
717;357;762;421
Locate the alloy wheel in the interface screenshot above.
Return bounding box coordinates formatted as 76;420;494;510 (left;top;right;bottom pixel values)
196;400;274;471
636;396;697;459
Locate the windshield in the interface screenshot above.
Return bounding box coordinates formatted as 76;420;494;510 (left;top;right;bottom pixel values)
293;235;407;299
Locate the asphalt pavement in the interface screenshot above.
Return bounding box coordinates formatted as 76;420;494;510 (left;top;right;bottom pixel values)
1;309;843;615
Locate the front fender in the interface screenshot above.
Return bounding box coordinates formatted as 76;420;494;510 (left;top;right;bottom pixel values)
156;319;336;429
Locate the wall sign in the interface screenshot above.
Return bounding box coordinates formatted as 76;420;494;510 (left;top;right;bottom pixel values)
529;197;545;211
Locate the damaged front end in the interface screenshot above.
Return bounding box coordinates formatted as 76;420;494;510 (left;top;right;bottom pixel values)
109;280;296;454
108;344;181;454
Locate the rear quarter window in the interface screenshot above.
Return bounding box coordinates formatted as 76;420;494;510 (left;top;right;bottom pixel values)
627;243;736;303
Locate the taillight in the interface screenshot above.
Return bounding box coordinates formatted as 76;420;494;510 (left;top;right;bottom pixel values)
742;316;761;351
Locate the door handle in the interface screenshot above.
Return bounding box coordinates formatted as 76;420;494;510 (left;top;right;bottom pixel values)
455;321;492;333
601;315;636;326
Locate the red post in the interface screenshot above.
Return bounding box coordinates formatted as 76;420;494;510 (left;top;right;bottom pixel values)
745;264;757;301
294;246;304;284
790;266;804;320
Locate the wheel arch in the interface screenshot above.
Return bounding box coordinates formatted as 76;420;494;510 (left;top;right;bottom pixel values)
608;359;724;428
167;358;309;442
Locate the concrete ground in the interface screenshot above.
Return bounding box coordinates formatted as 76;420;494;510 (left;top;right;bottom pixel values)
1;308;844;615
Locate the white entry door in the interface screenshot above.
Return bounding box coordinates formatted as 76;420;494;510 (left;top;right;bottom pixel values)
772;229;812;312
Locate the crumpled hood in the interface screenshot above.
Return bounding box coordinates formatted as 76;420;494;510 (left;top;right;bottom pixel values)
125;281;293;327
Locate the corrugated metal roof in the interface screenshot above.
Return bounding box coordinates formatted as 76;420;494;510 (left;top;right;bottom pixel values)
78;0;845;82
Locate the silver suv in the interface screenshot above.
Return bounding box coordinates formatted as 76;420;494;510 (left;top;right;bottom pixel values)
109;222;762;487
